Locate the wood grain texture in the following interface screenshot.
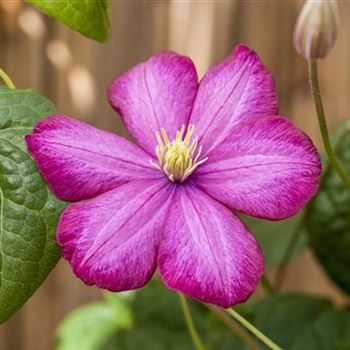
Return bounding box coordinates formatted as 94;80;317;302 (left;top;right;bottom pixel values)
0;1;349;348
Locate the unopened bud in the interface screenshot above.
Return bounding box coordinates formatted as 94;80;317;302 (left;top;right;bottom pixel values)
294;0;340;60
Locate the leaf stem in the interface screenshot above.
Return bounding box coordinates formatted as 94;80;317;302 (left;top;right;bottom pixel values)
0;68;15;89
178;293;208;350
225;308;283;350
207;304;261;350
308;60;350;190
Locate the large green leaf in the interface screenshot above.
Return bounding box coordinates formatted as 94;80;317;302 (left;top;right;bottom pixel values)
250;294;350;349
252;294;332;349
26;0;110;42
0;87;65;323
292;310;350;350
242;211;306;267
305;121;350;295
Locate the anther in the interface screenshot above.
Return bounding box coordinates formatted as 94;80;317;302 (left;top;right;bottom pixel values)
150;124;208;182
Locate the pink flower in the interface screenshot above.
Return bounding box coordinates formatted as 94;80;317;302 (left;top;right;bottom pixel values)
26;44;321;308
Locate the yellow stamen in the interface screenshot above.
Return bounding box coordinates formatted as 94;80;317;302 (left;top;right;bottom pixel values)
150;124;208;182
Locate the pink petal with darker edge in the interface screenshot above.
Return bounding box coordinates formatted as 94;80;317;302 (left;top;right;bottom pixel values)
193;116;321;220
190;44;278;155
58;179;174;292
158;183;264;308
108;52;198;154
26;115;160;201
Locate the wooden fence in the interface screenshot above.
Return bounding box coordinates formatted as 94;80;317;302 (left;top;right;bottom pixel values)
0;1;349;349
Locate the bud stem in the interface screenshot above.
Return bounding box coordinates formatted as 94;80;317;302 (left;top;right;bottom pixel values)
178;293;209;350
0;68;15;89
308;60;350;190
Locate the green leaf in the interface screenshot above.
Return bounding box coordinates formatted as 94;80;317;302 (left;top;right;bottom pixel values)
60;283;349;349
57;299;132;350
252;294;332;349
0;87;65;323
26;0;110;42
305;121;350;295
292;310;350;350
113;281;225;350
57;279;248;350
242;211;306;266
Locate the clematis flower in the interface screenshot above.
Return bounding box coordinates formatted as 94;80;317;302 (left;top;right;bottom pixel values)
26;44;321;308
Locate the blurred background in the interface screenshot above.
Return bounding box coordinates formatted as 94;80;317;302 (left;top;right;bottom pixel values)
0;0;349;349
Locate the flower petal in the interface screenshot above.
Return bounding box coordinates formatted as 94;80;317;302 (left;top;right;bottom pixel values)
108;52;198;154
193;116;321;220
158;184;264;308
58;179;173;291
26;115;160;201
189;44;278;155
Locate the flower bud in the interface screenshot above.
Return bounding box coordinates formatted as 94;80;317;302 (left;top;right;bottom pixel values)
294;0;340;60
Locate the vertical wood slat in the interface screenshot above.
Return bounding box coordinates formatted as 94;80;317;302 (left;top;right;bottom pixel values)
168;0;216;78
0;1;349;349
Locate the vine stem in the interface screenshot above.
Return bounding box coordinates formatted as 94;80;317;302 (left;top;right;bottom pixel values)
178;293;208;350
225;308;283;350
308;60;350;189
207;305;261;350
0;68;15;89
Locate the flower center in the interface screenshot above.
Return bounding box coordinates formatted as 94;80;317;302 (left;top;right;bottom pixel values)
150;124;208;182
